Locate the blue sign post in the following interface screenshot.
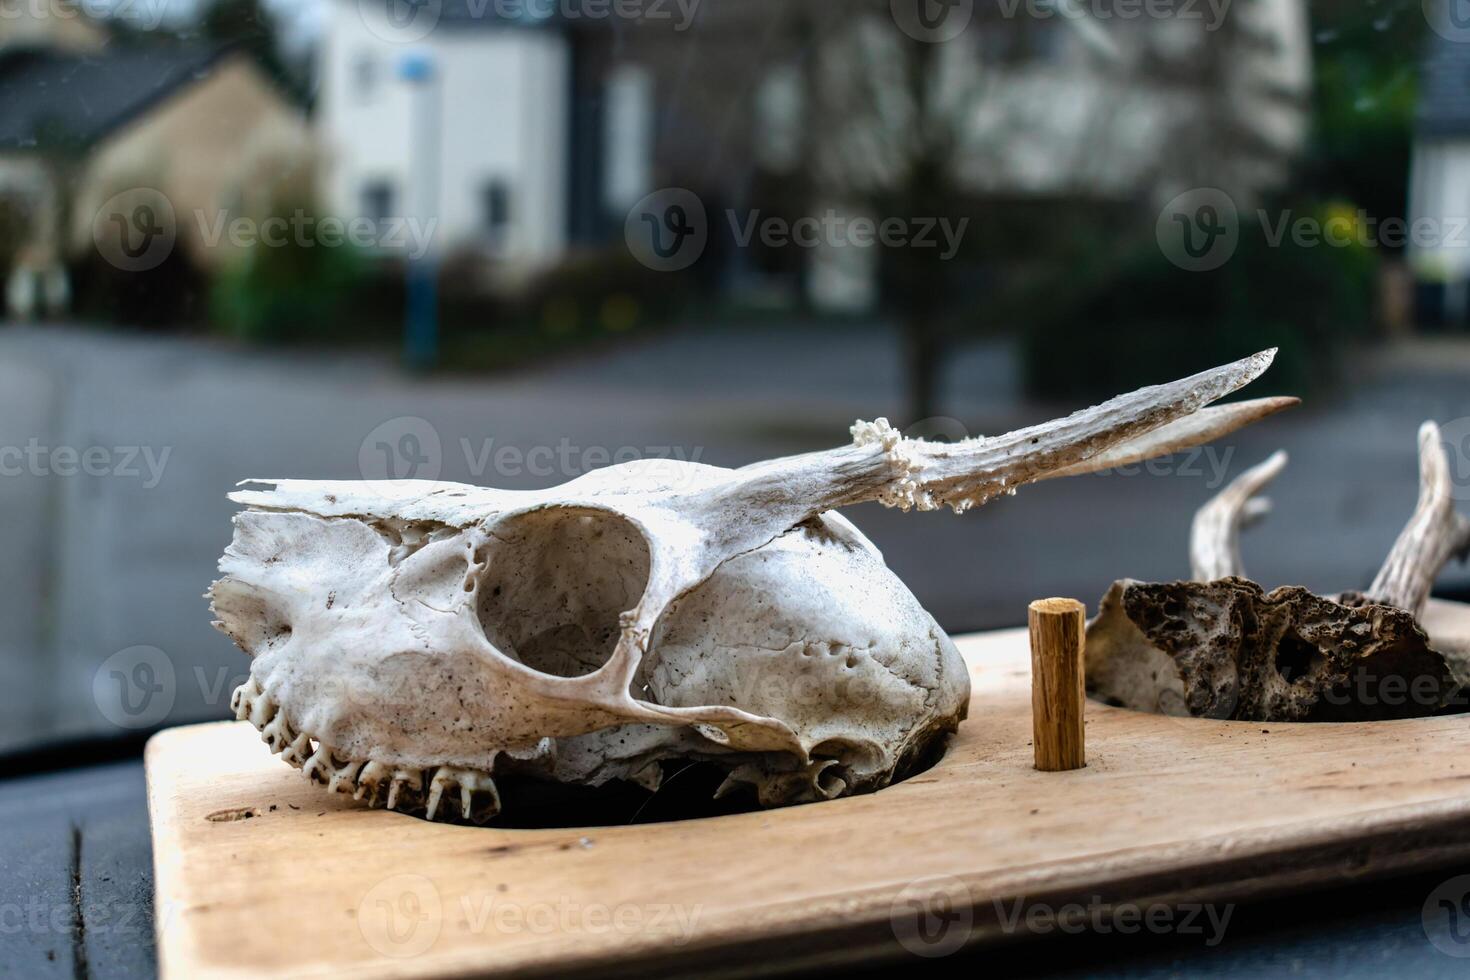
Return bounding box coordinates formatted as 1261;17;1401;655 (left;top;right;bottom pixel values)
399;50;440;371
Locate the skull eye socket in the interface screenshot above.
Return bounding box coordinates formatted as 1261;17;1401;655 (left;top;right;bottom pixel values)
475;508;651;678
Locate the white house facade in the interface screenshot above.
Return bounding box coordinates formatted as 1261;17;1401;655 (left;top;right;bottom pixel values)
318;3;574;278
318;1;664;287
1410;27;1470;324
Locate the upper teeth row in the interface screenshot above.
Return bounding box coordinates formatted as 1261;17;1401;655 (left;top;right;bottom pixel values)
230;678;501;823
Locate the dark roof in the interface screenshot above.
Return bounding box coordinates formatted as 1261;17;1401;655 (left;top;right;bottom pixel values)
1419;31;1470;137
0;44;231;152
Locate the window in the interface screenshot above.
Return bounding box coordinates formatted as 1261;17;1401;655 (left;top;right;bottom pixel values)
353;52;378;102
602;64;654;212
481;178;510;245
361;181;394;225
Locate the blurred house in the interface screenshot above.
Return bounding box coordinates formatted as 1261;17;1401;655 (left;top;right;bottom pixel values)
318;0;652;288
0;7;311;319
1410;29;1470;325
746;4;1313;311
315;2;1312;309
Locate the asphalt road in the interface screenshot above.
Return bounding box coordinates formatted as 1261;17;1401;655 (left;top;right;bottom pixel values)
2;322;1468;753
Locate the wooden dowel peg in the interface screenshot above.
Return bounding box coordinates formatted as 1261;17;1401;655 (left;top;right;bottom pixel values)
1029;597;1086;772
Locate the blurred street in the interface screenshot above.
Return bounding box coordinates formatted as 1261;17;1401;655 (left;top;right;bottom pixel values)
3;323;1469;752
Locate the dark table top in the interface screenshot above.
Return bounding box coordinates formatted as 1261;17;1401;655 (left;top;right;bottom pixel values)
5;757;1469;979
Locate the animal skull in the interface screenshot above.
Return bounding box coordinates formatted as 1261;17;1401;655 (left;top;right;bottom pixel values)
211;351;1288;821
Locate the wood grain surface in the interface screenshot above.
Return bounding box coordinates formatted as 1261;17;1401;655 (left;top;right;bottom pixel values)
147;620;1470;979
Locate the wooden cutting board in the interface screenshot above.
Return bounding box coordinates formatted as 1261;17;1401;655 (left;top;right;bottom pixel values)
146;615;1470;980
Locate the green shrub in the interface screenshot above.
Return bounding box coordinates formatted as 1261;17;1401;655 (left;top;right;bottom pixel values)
207;200;401;344
439;248;694;372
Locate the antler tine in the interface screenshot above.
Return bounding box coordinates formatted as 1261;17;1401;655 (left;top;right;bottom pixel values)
1189;450;1288;582
871;348;1283;513
1365;421;1470;616
693;351;1288;567
1042;398;1298;482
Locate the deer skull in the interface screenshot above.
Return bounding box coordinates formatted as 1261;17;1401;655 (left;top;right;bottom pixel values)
211;351;1288;821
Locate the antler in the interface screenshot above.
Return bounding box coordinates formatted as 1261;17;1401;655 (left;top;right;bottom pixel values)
1364;421;1470;616
689;350;1293;565
1190;450;1288;581
869;349;1288;513
729;348;1289;511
